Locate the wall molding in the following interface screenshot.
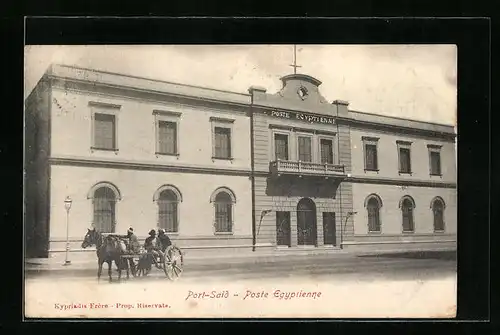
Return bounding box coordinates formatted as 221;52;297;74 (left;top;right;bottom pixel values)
341;239;456;245
346;175;456;189
49;77;251;116
49;156;252;177
339;118;456;142
251;170;456;189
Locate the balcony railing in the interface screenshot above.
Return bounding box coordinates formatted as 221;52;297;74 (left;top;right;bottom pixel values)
269;159;346;178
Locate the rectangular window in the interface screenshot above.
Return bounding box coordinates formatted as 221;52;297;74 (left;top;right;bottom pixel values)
154;110;181;156
362;136;379;171
428;145;443;176
214;127;232;159
94;113;116;150
90;102;120;152
399;148;411;173
274;134;289;160
320;139;334;164
365;144;378;170
276;211;291;247
157;121;177;155
211;117;235;160
397;140;413;174
298;136;312;162
430;151;441;175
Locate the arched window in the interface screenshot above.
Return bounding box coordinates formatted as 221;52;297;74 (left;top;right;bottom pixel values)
400;196;416;233
93;186;117;233
154;185;182;233
365;194;382;232
211;187;236;233
431;197;445;232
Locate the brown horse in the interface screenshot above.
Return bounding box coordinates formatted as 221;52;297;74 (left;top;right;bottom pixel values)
81;228;130;282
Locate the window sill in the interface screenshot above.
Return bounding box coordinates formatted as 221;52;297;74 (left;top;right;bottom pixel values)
214;232;234;236
398;171;413;176
212;157;234;161
155;152;180;158
430;173;442;177
91;147;119;153
364;169;379;173
368;230;382;234
402;230;415;234
433;230;446;233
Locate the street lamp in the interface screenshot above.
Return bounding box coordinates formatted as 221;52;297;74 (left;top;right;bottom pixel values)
63;196;73;266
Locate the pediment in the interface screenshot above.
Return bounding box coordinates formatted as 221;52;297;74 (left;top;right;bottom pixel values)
274;74;330;106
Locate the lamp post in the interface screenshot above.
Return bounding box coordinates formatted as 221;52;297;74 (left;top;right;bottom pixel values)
63;196;73;266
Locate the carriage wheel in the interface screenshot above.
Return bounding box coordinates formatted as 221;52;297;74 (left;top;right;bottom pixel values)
163;245;184;281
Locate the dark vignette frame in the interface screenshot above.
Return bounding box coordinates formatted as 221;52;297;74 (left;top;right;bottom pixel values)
3;16;491;333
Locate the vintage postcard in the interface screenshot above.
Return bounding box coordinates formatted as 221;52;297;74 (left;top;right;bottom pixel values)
23;45;457;319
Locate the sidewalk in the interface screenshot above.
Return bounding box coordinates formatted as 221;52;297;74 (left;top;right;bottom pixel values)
25;246;456;273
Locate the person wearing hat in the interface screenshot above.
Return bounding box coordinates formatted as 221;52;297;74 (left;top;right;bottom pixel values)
157;228;172;253
117;227;140;253
144;229;161;269
116;227;140;273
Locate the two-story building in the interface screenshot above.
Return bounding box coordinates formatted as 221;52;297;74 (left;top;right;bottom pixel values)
248;73;457;252
346;112;457;250
25;64;457;260
25;64;254;260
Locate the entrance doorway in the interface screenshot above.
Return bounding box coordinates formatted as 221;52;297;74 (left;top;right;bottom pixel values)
276;211;291;247
323;212;336;246
296;198;317;246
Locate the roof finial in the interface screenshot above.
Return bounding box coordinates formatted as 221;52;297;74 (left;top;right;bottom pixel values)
289;45;302;74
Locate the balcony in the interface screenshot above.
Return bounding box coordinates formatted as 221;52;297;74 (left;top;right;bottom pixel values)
269;160;346;179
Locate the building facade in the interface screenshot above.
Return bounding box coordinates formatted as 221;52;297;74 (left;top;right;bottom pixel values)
25;64;457;260
25;64;253;259
248;74;456;252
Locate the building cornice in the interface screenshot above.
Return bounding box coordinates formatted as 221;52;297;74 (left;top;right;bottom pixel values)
49;156;252;177
251;106;455;140
337;117;456;142
252;170;456;188
49;77;251;116
46;77;251;116
346;175;456;189
47;64;250;102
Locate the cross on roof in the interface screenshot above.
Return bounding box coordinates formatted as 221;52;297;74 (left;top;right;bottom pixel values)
289;45;302;74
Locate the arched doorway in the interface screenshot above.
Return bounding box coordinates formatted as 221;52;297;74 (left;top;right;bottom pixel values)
296;198;317;246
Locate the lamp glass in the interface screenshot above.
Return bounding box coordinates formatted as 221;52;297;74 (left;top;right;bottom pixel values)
64;197;72;210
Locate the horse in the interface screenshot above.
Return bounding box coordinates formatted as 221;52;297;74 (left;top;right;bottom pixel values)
81;228;130;282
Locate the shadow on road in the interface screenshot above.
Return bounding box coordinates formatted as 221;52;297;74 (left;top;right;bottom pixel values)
356;250;456;261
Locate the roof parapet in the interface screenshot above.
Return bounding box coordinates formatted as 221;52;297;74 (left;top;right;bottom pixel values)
248;86;267;94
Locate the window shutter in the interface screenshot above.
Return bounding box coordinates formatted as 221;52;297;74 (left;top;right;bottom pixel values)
94;114;115;149
158;121;177;154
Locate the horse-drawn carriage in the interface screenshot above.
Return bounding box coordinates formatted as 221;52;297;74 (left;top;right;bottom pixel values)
81;228;184;282
121;244;184;280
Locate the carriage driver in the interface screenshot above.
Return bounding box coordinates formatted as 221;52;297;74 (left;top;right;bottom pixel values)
144;229;163;267
157;228;172;252
117;227;141;254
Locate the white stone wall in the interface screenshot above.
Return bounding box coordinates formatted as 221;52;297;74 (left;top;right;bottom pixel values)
49;165;252;244
350;128;456;184
351;183;457;238
50;88;251;170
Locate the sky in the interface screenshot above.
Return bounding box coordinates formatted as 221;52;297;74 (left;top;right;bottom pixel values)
24;45;457;126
